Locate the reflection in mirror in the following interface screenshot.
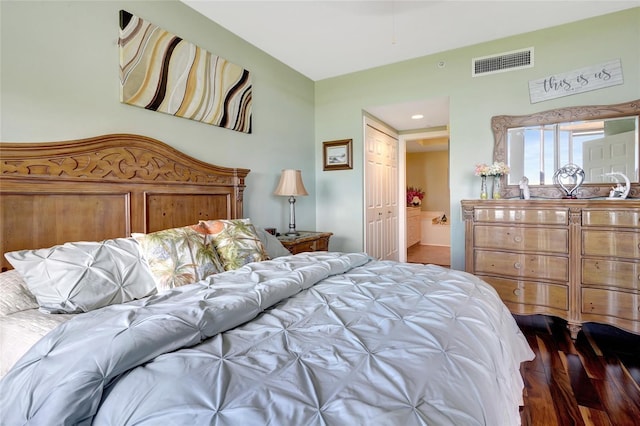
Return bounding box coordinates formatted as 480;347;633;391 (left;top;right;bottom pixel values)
492;99;640;199
507;116;638;185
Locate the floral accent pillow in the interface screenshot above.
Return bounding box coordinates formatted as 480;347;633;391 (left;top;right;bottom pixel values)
200;219;268;271
132;224;224;292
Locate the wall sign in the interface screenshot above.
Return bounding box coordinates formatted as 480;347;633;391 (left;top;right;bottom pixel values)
528;59;623;104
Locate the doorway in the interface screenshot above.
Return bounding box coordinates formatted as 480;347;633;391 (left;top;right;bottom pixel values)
403;131;451;267
363;97;450;264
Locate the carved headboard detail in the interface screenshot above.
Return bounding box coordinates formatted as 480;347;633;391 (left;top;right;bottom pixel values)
0;134;250;271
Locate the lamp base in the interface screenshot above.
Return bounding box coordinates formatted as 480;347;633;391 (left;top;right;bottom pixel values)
286;196;299;237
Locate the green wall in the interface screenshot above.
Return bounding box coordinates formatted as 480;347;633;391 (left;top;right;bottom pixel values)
0;0;316;234
315;8;640;269
2;3;639;270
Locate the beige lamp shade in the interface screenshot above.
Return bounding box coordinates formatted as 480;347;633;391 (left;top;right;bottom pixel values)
274;169;308;196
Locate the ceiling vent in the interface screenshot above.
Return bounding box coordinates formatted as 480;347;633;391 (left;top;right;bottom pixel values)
472;47;534;77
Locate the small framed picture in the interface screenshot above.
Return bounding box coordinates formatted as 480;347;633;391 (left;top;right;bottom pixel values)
323;139;353;171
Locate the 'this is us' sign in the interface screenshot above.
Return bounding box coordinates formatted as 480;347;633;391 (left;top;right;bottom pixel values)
528;59;623;103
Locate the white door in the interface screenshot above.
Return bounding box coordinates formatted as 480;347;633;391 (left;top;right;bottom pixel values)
364;121;399;260
582;131;636;181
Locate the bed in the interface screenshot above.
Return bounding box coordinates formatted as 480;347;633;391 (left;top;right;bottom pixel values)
0;134;534;425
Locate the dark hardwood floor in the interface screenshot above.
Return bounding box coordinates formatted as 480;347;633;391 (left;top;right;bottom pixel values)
515;314;640;426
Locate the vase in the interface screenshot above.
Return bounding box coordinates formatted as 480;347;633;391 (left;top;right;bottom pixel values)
480;175;488;199
493;175;502;199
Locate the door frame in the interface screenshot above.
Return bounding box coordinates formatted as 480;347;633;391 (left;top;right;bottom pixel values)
398;135;407;261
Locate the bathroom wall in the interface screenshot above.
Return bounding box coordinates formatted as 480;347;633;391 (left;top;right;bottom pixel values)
406;151;450;219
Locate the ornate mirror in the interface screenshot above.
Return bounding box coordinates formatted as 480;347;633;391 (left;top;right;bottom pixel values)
492;99;640;199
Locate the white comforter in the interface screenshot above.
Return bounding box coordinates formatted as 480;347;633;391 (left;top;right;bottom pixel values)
0;252;534;425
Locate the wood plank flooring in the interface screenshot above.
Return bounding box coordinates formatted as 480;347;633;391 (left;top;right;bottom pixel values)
406;244;450;267
515;314;640;426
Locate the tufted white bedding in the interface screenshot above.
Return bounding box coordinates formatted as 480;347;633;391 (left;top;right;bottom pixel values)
0;252;534;425
0;309;71;377
0;269;72;377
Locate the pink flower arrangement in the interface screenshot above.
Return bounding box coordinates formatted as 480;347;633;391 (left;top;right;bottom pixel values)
406;186;425;205
474;163;492;176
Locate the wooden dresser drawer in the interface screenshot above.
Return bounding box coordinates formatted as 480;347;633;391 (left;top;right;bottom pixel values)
311;237;330;251
482;275;568;311
475;250;568;282
583;209;640;228
582;230;640;259
474;208;568;225
582;259;640;290
582;288;640;322
474;225;568;253
294;241;316;252
278;232;332;255
462;199;640;337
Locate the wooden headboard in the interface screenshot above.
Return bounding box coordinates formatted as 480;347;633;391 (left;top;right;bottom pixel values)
0;134;249;271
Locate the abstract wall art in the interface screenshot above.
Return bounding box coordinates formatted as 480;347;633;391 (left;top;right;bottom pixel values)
118;10;252;133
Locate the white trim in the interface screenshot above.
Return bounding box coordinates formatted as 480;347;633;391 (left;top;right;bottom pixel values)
397;136;407;262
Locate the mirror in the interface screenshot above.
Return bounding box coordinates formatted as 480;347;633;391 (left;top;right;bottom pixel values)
492;99;640;199
507;116;638;186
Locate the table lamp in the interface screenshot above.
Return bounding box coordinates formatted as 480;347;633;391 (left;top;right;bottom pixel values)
274;169;308;236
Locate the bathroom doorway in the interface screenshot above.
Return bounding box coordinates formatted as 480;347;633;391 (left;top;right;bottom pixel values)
404;130;451;267
363;96;450;265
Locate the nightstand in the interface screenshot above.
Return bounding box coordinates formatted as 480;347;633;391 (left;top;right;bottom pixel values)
277;231;333;254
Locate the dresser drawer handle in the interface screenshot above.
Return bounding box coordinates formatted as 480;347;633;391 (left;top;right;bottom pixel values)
514;262;522;269
513;288;523;296
514;213;522;220
513;236;522;243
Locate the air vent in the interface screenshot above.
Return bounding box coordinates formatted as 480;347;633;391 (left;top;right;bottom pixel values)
472;47;534;77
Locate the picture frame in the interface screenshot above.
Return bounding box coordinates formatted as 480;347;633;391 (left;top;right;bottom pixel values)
323;139;353;171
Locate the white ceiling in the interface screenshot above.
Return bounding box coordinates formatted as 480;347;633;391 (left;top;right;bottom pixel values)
181;0;639;143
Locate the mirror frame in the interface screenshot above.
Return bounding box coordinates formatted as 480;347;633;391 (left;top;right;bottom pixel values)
492;99;640;199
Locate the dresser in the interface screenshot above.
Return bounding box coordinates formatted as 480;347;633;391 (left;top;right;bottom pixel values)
277;231;332;255
406;207;421;248
461;199;640;338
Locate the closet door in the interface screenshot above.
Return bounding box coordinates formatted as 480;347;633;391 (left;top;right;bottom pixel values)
364;122;399;261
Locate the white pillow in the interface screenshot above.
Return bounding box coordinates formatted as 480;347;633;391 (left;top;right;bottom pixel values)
0;269;39;316
255;228;291;258
4;238;157;314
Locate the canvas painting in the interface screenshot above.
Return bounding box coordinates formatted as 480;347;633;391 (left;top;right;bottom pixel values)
118;10;252;133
